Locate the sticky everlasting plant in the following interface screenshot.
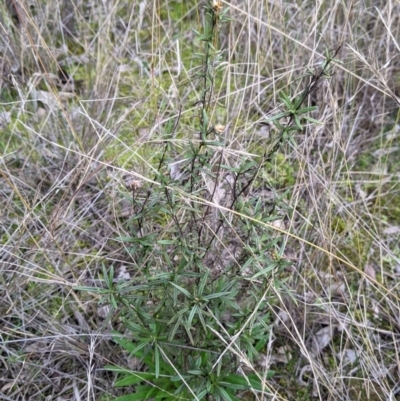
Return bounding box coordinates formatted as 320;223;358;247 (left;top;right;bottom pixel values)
75;2;339;400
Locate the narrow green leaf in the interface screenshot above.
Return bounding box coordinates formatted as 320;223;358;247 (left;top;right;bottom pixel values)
198;271;209;294
251;263;278;279
170;282;192;298
294;115;303;130
296;106;317;113
196;389;208;399
114;388;154;401
197;309;207;331
265;111;290;123
157;239;176;245
204;291;232;300
130;340;151;357
154;345;160;378
220;373;265;390
217;386;233;401
114;372;155;386
187;369;203;375
188;305;198;326
304;115;323;124
74;286;108;293
168;316;182;341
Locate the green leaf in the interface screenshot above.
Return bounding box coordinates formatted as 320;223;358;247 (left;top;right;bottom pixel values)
198;271;209;294
73;286;108;293
170;282;192;298
296;106;317;113
187;369;203;375
304;115;323;124
221;373;274;391
114;387;155;401
148;272;173;282
294;115;303;130
201;139;225;146
251;263;278;279
114;372;155;386
196;389;208;399
157;239;176;245
265;111;290;123
122;321;146;335
203;291;232;300
217;386;234;401
188;305;199;326
154;345;160;378
279;92;293;110
115;236;137;243
197;308;207;331
103;264;114;288
130;340;152;358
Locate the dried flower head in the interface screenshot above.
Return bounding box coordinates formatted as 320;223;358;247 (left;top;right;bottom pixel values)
212;0;223;13
214;124;226;134
126;179;142;191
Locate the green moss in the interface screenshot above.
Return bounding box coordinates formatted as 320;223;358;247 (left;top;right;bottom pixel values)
331;216;348;235
259;154;297;188
346;378;386;401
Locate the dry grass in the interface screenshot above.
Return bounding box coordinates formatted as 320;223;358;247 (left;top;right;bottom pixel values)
1;0;400;400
